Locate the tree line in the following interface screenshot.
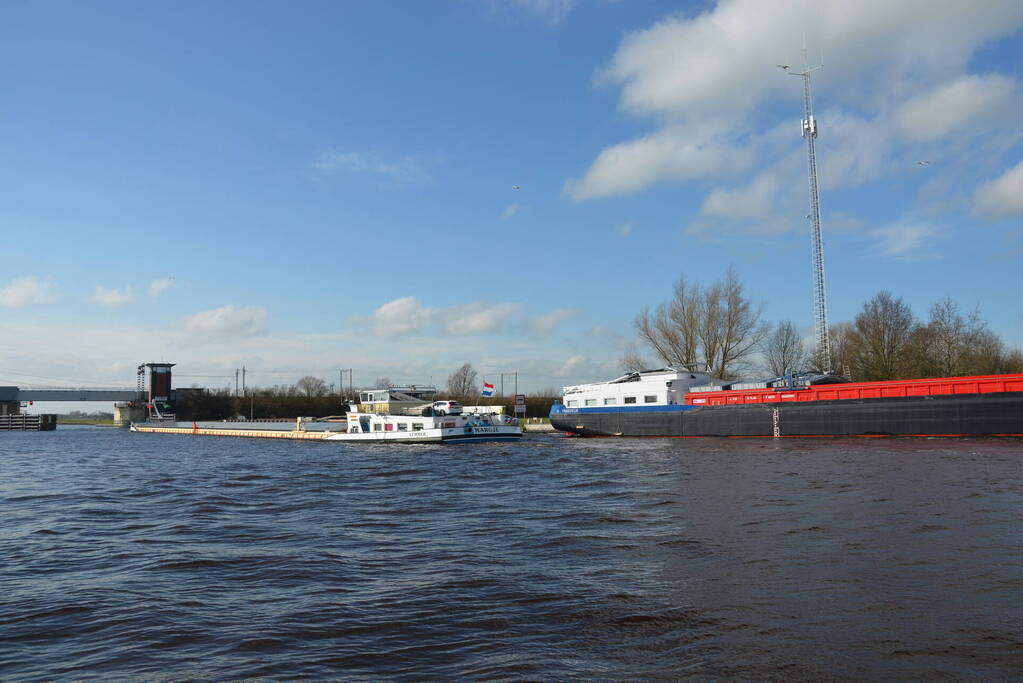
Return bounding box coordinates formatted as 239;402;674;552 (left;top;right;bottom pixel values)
175;366;561;421
630;268;1023;382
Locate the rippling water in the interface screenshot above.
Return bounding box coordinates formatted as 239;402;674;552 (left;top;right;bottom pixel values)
2;427;1022;681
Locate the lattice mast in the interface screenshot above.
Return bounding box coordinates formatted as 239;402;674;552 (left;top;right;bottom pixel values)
787;56;831;373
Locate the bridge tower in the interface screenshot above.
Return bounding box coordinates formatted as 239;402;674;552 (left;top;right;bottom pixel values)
144;362;176;420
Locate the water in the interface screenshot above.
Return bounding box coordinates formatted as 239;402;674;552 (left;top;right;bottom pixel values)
2;427;1022;681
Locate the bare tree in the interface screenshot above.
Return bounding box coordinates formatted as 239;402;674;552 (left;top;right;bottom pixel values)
295;376;328;397
764;320;809;376
446;363;478;397
635;268;767;378
827;322;857;377
704;268;770;378
850;291;917;380
374;377;392;389
619;342;650;373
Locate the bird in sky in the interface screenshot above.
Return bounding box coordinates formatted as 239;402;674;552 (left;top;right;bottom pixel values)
512;185;521;190
777;64;790;70
916;160;931;166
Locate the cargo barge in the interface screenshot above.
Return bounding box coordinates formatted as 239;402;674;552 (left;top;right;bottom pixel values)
549;368;1023;438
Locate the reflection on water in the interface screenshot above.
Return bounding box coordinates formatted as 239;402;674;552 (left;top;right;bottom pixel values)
2;427;1021;680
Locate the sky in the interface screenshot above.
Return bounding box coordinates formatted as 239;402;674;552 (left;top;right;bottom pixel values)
2;0;1022;407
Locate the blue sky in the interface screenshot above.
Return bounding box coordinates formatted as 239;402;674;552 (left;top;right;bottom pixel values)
2;0;1022;400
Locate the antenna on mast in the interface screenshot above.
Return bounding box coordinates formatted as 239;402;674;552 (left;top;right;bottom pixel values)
779;49;831;373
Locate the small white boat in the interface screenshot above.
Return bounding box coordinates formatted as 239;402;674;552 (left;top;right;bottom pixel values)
130;384;522;444
323;409;521;443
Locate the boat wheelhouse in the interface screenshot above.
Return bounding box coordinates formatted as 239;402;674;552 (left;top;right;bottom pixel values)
561;367;714;410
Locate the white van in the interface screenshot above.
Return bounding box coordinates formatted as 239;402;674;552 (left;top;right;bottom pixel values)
432;401;463;416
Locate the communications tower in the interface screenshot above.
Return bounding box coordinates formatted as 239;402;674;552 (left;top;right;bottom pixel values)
781;56;831;373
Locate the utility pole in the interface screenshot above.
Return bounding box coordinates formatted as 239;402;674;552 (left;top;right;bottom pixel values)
242;366;246;395
235;368;239;397
781;52;832;373
500;372;517;397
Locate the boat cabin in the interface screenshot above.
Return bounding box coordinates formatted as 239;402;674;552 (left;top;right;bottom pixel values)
562;368;713;409
357;385;437;415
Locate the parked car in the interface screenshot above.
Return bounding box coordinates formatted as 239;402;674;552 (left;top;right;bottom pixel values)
432;400;463;416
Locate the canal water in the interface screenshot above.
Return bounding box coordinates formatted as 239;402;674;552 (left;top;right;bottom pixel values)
2;427;1022;681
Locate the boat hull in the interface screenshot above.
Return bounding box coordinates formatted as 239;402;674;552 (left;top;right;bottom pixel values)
130;421;521;443
551;391;1023;437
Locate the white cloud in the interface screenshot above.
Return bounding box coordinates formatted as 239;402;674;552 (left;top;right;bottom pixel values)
526;308;578;334
93;285;135;307
148;278;174;297
485;0;576;26
184;305;267;337
502;203;521;220
445;302;520;335
368;297;520;337
870;219;940;258
569;0;1023;230
0;276;54;308
973;160;1023;218
557;354;590;377
896;74;1018;142
616;221;634;238
565;126;752;200
314;149;427;182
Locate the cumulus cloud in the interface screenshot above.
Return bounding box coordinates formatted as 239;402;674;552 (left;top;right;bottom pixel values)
557;354;590;377
896;74;1018;142
501;203;521;220
525;308;578;335
973;160;1023;218
368;297;520;337
92;286;135;307
565;126;752;200
0;276;54;308
184;305;267;337
870;219;940;258
148;278;174;297
569;0;1023;231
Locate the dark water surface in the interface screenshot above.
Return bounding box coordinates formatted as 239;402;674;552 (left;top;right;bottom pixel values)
2;427;1022;681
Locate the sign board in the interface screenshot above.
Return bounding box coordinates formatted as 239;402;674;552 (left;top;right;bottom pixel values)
514;405;526;416
514;394;526;405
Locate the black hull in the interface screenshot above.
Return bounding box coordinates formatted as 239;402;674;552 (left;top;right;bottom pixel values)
550;392;1023;437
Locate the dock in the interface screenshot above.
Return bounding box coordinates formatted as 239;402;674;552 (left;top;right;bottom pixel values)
1;414;57;431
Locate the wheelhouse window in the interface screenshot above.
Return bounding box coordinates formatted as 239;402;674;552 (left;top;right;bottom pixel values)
567;400;578;407
624;396;636;404
373;423;382;431
644;395;657;403
604;398;616;405
397;423;408;431
412;423;423;431
584;399;597;406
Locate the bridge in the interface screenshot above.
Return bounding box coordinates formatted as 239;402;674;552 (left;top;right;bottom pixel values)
0;386;140;403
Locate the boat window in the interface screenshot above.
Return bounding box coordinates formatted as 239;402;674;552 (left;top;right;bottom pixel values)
373;423;382;431
412;423;423;430
604;398;616;405
584;399;597;406
385;423;394;431
644;395;657;403
567;400;578;407
397;423;408;431
624;396;636;404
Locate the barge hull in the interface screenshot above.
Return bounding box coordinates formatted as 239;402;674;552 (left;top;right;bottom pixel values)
551;392;1023;437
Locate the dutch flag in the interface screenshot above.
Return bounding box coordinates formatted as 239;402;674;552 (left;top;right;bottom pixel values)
481;382;495;397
